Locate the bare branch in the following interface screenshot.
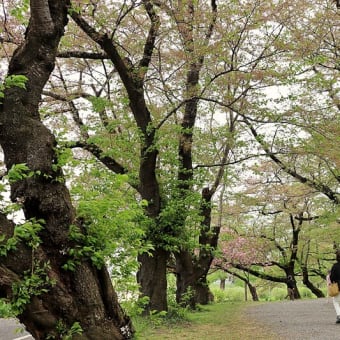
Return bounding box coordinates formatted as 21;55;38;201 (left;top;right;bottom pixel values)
241;116;340;205
57;51;108;59
139;0;160;74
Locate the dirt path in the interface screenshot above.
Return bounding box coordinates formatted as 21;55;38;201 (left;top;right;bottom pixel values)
246;298;339;340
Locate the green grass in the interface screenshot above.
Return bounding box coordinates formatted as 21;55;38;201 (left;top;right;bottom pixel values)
132;302;277;340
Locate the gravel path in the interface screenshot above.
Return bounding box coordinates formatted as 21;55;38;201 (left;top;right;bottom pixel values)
1;299;337;340
246;298;339;340
0;318;32;340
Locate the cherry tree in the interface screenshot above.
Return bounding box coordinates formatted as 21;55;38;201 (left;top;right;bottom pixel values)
0;1;132;338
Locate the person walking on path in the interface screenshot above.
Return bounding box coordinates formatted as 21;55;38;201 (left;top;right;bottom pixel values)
330;250;340;324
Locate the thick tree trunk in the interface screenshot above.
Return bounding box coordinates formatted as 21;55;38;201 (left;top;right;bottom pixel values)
175;250;214;308
285;272;301;300
193;277;214;304
137;248;168;314
175;251;195;307
0;1;132;338
175;266;213;307
175;189;219;307
292;282;301;300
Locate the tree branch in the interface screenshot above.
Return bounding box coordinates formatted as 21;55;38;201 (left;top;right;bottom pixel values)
30;0;54;34
242;116;340;204
57;51;108;59
70;141;130;179
139;0;160;74
216;263;287;283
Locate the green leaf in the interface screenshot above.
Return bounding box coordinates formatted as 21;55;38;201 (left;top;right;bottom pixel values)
4;75;28;89
7;163;31;183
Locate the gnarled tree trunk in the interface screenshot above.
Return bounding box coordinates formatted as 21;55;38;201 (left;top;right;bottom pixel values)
175;189;220;307
0;1;132;338
137;248;168;314
175;250;214;308
301;266;324;298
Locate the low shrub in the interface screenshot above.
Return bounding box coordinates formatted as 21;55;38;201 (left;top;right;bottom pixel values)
298;286;314;299
0;299;14;318
210;286;245;302
268;287;287;301
258;287;286;301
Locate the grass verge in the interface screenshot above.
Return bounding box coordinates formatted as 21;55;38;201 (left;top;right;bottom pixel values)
132;302;277;340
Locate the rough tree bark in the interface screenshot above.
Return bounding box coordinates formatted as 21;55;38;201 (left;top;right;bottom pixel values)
173;1;221;307
0;1;132;339
175;188;220;307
